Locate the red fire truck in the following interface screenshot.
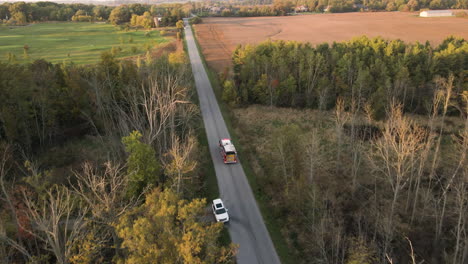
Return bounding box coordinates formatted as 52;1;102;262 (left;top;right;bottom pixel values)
219;138;237;164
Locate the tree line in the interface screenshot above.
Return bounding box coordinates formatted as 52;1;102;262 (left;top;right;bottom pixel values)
192;1;292;17
196;0;468;17
225;36;467;119
0;2;190;26
0;52;236;262
290;0;468;12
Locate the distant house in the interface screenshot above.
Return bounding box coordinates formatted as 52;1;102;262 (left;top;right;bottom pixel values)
353;4;368;11
153;16;162;27
295;5;309;12
209;6;222;14
420;10;453;17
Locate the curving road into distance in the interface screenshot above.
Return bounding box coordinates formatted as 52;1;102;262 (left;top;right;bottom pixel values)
183;19;281;264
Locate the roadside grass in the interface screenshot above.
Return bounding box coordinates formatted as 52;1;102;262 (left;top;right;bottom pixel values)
0;22;170;64
183;27;230;246
191;24;297;264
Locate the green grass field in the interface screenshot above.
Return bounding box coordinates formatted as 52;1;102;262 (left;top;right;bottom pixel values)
0;22;170;64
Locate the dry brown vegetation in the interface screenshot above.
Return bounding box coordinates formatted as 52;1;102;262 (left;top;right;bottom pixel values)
194;12;468;71
230;103;467;263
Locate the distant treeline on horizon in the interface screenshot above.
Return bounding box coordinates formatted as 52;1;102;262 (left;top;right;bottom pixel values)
0;1;192;25
201;0;468;16
1;0;467;25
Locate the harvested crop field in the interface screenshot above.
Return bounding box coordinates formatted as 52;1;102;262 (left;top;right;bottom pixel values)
193;12;468;72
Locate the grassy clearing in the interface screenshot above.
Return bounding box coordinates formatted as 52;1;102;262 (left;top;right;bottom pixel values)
191;24;297;264
230;104;467;261
0;22;170;64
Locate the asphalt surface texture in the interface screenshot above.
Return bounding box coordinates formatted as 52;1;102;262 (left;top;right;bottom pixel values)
183;19;281;264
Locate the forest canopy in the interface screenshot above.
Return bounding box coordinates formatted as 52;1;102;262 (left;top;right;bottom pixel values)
0;52;236;262
228;36;468;118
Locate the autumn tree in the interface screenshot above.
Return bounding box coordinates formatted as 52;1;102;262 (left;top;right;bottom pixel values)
8;2;28;25
176;19;184;31
109;5;130;25
122;131;161;198
130;11;153;29
222;80;238;107
93;5;110;20
115;188;236;264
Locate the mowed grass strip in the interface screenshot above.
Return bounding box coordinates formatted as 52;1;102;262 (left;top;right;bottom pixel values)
0;22;169;64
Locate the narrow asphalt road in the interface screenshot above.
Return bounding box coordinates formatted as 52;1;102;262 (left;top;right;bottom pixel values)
183;19;281;264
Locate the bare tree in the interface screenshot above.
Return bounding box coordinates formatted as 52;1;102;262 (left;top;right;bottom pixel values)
408;90;442;224
117;75;192;155
71;162;133;221
449;96;468;264
428;75;454;182
386;237;417;264
452;162;467;264
318;85;330;111
163;135;197;194
274;133;290;197
431;76;463;244
369;103;426;257
0;224;33;263
316;209;346;264
22;186;89;264
334;97;349;172
303;129;321;185
85;62;195;157
349;97;364;192
305;53;325;105
70;162;140;251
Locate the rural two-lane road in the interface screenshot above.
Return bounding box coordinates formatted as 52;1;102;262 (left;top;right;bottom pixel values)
183;19;281;264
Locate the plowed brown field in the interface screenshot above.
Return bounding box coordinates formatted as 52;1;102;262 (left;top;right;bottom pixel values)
193;12;468;72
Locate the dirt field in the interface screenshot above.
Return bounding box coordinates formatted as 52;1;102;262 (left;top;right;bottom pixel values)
193;12;468;72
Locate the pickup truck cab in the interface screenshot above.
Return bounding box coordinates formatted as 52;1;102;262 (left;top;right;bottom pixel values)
212;198;229;223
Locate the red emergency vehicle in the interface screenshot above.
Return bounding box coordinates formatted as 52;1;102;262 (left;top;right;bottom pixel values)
219;138;237;164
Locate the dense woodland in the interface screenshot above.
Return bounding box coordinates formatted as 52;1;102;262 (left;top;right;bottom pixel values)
0;52;236;262
223;36;467;263
226;36;467;118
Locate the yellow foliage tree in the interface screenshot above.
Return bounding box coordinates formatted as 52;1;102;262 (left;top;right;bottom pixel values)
345;237;377;264
130;11;153;29
168;51;186;65
115;188;236;264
